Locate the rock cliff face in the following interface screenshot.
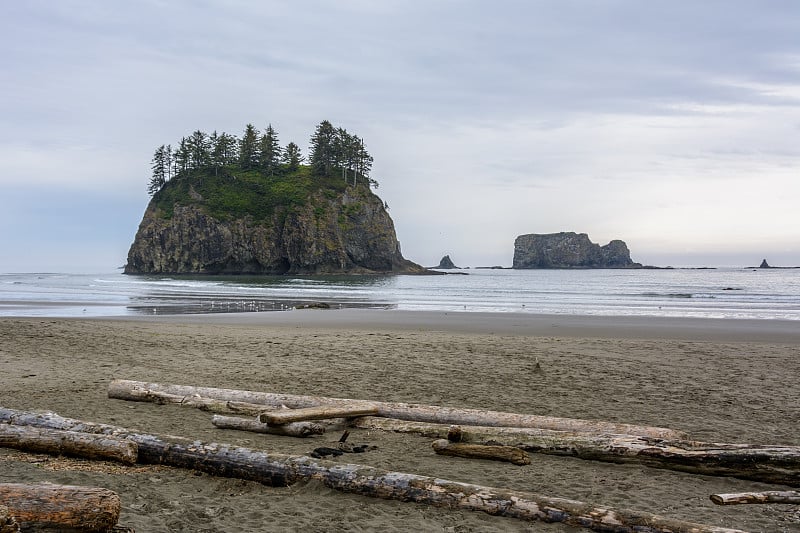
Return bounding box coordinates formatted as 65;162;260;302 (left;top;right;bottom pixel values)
125;186;423;275
512;232;640;269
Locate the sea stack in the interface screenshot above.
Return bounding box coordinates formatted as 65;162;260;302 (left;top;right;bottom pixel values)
125;121;428;275
512;232;640;269
433;255;458;269
126;185;424;275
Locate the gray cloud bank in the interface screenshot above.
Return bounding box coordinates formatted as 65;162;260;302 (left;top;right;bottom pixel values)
1;1;798;271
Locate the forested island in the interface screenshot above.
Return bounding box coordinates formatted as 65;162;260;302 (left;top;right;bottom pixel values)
125;121;424;275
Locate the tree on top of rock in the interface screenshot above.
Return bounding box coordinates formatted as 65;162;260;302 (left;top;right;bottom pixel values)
309;120;337;176
309;120;375;187
259;124;281;176
148;145;168;195
145;120;377;195
282;142;303;171
238;123;260;170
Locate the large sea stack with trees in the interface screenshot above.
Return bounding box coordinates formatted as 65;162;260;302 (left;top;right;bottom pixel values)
125;121;424;275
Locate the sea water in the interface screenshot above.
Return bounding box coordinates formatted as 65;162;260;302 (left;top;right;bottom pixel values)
1;268;799;320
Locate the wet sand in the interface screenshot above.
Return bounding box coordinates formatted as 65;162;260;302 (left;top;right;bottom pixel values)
1;310;799;532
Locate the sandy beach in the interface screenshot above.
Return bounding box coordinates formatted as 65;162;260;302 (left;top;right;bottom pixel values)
1;309;799;532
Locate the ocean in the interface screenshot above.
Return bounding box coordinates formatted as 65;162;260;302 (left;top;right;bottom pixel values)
1;268;798;320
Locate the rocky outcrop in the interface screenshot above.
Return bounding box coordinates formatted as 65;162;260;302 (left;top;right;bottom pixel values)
512;232;640;269
759;259;771;268
432;255;458;269
125;186;424;275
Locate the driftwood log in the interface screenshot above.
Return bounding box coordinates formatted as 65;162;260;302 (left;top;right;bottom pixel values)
0;424;138;465
0;506;19;533
353;417;800;487
710;491;800;505
110;388;348;431
114;387;268;416
0;407;743;533
108;380;685;439
106;383;800;486
258;404;379;425
0;483;121;532
0;408;293;487
432;439;531;465
211;415;324;437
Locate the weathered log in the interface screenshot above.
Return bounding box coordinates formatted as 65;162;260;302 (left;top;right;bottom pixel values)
211;415;324;437
0;483;120;532
0;424;138;465
710;491;800;505
0;407;293;487
0;407;744;533
353;417;800;487
119;387;269;417
110;387;349;431
108;380;686;439
258;404;379;425
0;506;19;533
432;439;531;465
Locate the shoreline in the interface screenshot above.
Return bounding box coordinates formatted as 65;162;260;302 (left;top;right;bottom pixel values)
112;308;800;343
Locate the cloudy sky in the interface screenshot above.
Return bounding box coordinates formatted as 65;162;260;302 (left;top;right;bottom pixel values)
2;1;798;271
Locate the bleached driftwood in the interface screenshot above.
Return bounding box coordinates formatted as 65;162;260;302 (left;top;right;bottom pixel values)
0;407;744;533
116;387;269;417
710;491;800;505
211;415;324;437
432;439;531;465
0;483;121;532
0;424;138;465
258;404;379;425
108;380;686;439
352;417;800;487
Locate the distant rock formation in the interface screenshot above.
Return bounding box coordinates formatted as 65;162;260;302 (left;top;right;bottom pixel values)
433;255;458;269
759;259;771;268
512;232;640;269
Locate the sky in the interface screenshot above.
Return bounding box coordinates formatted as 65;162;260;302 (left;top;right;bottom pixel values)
1;1;799;272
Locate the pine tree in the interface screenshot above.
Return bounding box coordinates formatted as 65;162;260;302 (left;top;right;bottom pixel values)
212;132;238;167
238;124;259;170
356;137;374;184
259;124;281;175
333;127;353;181
174;137;190;174
309;120;336;176
148;145;167;195
164;144;173;181
187;130;210;169
282;142;303;171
